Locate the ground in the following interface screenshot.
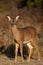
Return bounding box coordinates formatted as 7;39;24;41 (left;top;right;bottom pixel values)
0;53;43;65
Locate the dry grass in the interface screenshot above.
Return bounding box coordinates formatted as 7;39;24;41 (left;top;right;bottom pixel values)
0;54;43;65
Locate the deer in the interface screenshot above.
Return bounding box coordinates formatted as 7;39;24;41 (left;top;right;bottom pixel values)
6;15;41;63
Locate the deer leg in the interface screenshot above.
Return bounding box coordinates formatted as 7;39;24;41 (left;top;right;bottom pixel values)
27;43;33;62
15;43;19;63
20;44;24;62
31;38;41;61
28;47;33;62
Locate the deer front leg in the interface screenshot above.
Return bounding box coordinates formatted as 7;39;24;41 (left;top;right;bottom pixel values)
20;44;24;63
15;43;19;63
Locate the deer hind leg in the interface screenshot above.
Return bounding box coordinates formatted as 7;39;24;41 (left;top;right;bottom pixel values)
15;43;19;63
27;42;33;62
31;38;41;61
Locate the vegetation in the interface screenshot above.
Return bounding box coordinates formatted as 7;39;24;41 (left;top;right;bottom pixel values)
0;0;42;12
27;0;41;8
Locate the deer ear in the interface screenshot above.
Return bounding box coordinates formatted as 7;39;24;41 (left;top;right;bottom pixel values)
15;16;20;21
6;15;12;21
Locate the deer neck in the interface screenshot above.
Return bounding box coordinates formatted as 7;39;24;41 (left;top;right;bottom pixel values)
12;25;19;33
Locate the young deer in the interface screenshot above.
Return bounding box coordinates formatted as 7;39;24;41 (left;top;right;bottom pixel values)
6;15;41;63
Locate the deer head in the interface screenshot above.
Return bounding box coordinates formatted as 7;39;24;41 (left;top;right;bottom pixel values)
6;15;20;26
